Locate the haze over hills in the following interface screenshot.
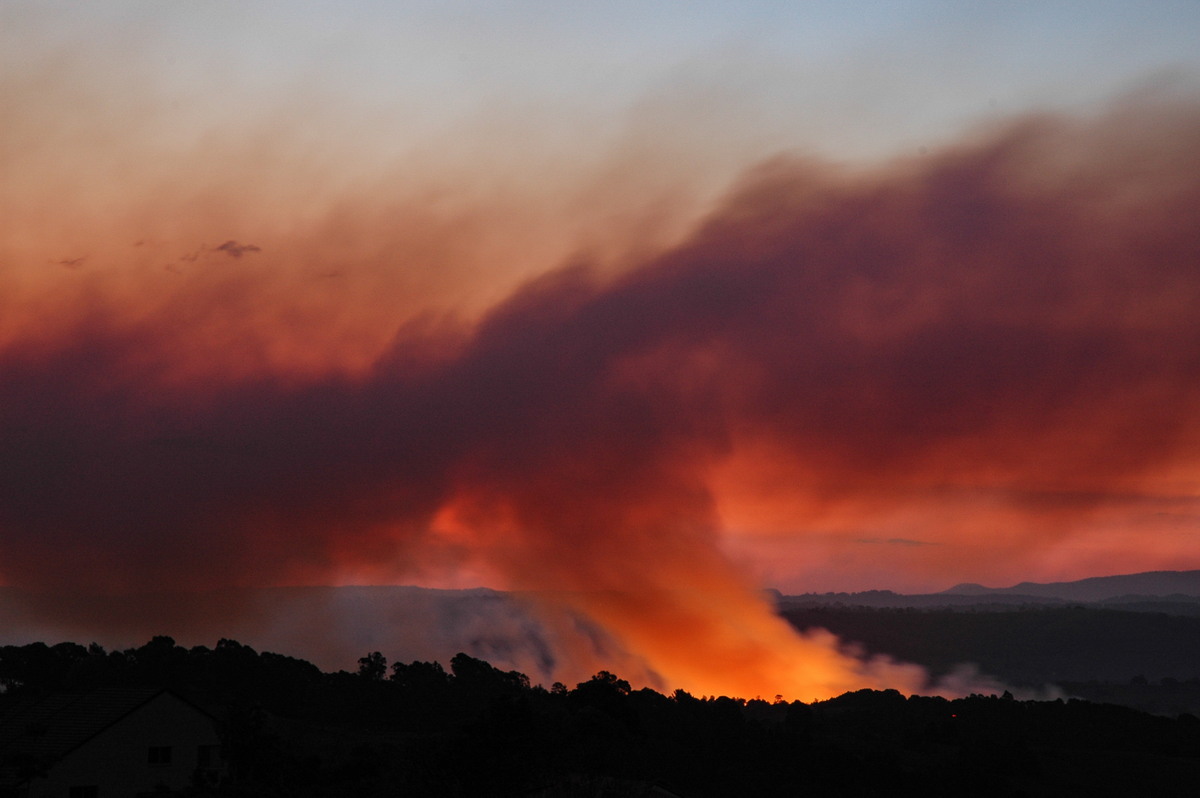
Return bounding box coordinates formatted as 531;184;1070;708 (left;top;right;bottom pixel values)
5;568;1200;717
770;570;1200;715
4;570;1200;663
0;585;566;678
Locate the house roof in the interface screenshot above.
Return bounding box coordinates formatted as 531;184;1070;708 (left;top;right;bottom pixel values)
0;687;199;783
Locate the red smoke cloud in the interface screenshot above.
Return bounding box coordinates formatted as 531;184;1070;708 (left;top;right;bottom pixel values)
3;96;1200;697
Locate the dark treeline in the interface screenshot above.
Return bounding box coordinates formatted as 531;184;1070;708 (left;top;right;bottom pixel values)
3;637;1200;796
782;605;1200;682
782;605;1200;716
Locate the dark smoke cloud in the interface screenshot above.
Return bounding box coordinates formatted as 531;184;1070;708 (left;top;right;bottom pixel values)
2;97;1200;692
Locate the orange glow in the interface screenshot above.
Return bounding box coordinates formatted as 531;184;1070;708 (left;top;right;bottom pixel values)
3;89;1200;700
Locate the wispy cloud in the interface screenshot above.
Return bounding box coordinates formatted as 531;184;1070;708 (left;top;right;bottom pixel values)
213;240;262;258
856;538;938;547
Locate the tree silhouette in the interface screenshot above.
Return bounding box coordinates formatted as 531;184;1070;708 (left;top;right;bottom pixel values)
356;651;387;681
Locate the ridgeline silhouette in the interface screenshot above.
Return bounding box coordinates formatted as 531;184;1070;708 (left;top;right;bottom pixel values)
2;637;1199;796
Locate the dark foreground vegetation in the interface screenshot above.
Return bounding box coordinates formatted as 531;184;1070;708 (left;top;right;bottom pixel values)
3;637;1200;796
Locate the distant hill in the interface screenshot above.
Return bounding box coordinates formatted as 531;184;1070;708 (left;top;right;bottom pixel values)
0;585;566;678
776;570;1200;617
775;589;1070;610
774;569;1200;715
940;570;1200;602
6;569;1200;711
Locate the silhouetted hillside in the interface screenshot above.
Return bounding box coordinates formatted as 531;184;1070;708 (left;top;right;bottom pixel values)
3;638;1200;796
940;570;1200;602
0;585;565;677
780;605;1200;716
782;606;1200;683
6;570;1199;687
778;570;1200;612
770;570;1200;716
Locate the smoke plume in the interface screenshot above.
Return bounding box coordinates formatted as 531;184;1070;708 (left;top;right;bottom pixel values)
3;94;1200;697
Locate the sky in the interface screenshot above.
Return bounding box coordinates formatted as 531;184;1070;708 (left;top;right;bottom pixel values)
3;1;1200;698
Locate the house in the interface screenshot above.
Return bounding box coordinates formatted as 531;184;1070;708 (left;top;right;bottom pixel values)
0;687;224;797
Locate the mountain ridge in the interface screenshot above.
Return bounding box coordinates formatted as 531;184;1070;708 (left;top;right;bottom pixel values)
939;569;1200;602
775;569;1200;611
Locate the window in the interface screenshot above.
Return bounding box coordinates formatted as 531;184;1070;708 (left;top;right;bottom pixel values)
197;744;221;768
147;746;172;765
68;787;98;798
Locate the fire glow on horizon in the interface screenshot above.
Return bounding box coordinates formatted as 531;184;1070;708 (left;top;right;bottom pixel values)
4;3;1200;699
